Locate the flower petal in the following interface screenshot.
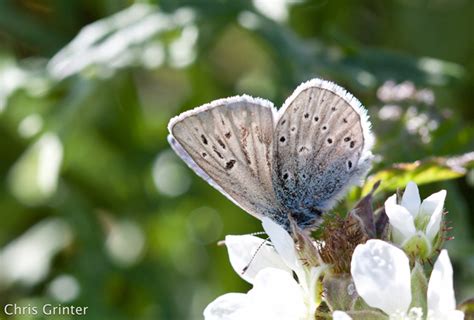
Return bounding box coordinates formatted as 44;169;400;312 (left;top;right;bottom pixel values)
427;250;458;317
401;181;421;218
261;217;300;272
225;235;291;284
351;240;411;315
385;194;417;242
427;309;465;320
246;268;308;320
442;310;464;320
307;266;326;315
419;189;446;218
423;190;446;242
203;293;248;320
333;311;353;320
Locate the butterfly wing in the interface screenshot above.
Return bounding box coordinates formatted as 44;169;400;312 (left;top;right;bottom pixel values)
272;79;374;227
168;95;280;220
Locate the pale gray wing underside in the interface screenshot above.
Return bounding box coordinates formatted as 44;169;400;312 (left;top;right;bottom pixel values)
272;80;373;226
168;135;231;201
168;96;280;220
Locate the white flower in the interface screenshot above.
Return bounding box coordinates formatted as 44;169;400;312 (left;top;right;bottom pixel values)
427;250;464;320
333;310;353;320
351;239;412;315
384;181;446;257
204;217;325;320
346;239;464;320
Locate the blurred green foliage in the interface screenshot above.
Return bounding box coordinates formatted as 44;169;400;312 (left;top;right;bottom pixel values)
0;0;473;319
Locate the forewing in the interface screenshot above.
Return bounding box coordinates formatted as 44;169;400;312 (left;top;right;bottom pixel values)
168;96;280;220
273;79;374;226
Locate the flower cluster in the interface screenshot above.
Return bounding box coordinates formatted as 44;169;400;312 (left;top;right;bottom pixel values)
385;181;446;259
204;182;467;320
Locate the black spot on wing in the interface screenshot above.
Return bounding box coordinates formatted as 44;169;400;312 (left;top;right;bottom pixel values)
212;146;224;159
217;138;226;149
225;159;236;170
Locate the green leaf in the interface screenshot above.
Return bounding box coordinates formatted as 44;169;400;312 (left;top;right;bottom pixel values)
362;153;474;195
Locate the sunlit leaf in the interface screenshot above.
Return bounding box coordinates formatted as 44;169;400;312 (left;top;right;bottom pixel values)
362;153;474;195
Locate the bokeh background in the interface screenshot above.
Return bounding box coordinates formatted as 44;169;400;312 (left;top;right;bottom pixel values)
0;0;473;319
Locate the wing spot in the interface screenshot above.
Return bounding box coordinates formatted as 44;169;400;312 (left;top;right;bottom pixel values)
281;120;286;125
322;125;327;131
314;116;319;122
327;138;333;144
225;159;236;170
202;152;207;157
240;127;249;139
212;146;224;159
299;146;309;153
283;173;289;180
347;160;353;170
201;135;208;145
280;136;286;143
331;106;336;111
350;141;356;148
217;138;226;149
343;118;348;123
291;127;296;132
344;137;351;142
225;132;231;139
304;113;309;119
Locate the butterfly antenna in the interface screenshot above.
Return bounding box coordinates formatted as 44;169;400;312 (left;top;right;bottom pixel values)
241;237;270;275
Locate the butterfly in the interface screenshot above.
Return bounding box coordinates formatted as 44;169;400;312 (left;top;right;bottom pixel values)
167;78;374;231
